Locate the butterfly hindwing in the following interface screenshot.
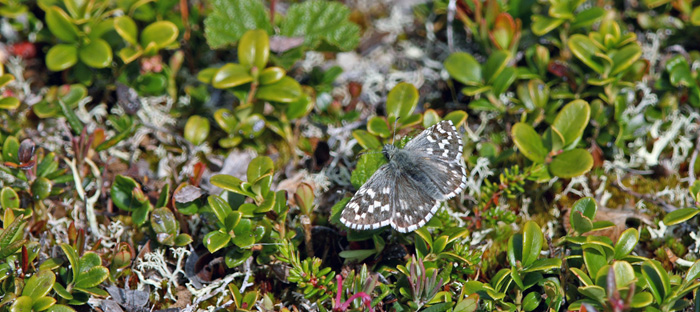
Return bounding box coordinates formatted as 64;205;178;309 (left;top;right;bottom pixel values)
340;165;395;231
391;172;440;233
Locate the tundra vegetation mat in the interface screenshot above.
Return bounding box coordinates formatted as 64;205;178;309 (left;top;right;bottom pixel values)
2;0;700;311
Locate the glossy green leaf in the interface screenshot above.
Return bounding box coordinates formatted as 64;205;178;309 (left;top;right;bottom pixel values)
74;266;109;289
141;21;179;51
642;259;670;304
78;39;112;68
208;195;233;225
610;45;642;75
46;44;78;71
352;130;381;150
1;187;20;209
569;34;605;74
662;208;700;225
259;67;285;85
611;261;635;288
0;97;19;110
151;207;179;235
512;122;547;163
522;292;541;312
367;116;390;138
203;230;230;253
422;109;440;128
2;136;19;163
10;296;33;312
32;297;56;311
444;52;482;85
256;76;302;103
238;29;269;70
286;94;314;120
210;175;255;198
30;177;53;201
0;73;14;88
629;292;653;308
184;115;210;145
386;82;419;121
524;258;562;273
111;175;147;212
531;15;565;36
614;228;638;259
231;218;255;248
350;152;385;189
578;285;605;302
483;51;511;84
211;63;253;89
549;148;593;178
582;246;606;278
45;7;79;43
114;16;138;45
22;270;56;300
197;67;219;84
571;211;593;234
248;156;274;196
203;0;272;49
521;221;543;267
551;100;590;148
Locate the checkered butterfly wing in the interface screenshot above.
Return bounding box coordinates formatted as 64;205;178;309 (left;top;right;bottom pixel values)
340;165;396;231
403;120;467;200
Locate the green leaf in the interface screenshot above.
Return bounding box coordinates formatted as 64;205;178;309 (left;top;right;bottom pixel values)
386;82;419;121
483;51;511;84
0;97;20;110
151;207;179;236
0;218;26;258
132;205;151;226
338;249;376;262
614;228;638;259
551;100;590;148
247;156;274;196
610;44;642;75
582;246;606;278
286;94;314;120
367;116;390;138
211;63;253;89
571;197;597;221
571;211;593;234
114;16;138;45
350;152;385;189
256;76;302;103
3;136;19;163
642;259;670;304
30;177;53;201
259;67;286;85
210;175;256;198
521;221;543;267
22;270;56;300
531;15;565;36
110;175;146;212
568;34;605;74
60;244;80;283
662;208;700;225
549;148;593;178
78;39;112;68
571;7;605;29
522;292;541;312
629;292;653;308
208;195;233;225
512;123;547;163
46;44;78;71
32;296;56;311
203;0;272;49
74;267;109;289
280;0;360;51
352;130;381;150
238;29;269;70
692;6;700;26
1;187;20;209
491;67;517;95
611;261;635;289
444;52;482;85
203;230;231;253
578;285;606;303
231;218;255;248
184;115;210;145
10;296;33;312
422;109;440;128
174;234;193;246
524;258;562;273
45;7;79;43
141;21;179;52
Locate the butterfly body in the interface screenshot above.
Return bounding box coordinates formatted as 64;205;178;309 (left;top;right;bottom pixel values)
341;120;467;233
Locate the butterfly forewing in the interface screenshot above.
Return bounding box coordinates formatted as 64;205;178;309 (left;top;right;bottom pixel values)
405;120;464;164
340;166;395;230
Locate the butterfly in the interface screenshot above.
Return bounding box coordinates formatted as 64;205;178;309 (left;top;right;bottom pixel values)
341;120;467;233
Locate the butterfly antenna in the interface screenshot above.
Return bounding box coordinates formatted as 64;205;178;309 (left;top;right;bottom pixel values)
391;117;400;145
